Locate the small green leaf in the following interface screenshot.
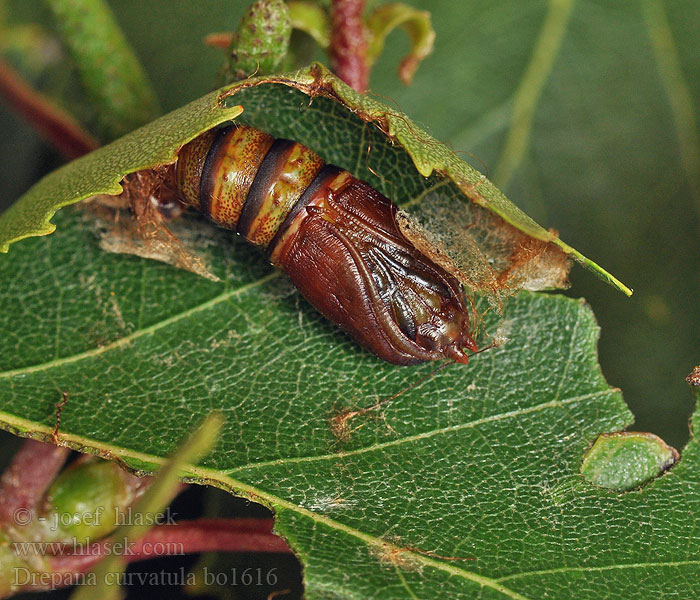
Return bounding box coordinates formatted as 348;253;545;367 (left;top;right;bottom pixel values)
288;0;331;48
581;431;678;491
366;3;435;85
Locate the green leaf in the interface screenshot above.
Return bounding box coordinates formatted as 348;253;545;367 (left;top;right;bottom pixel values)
0;66;689;592
364;0;698;445
0;92;243;251
288;0;331;48
1;200;697;597
0;2;697;596
5;0;693;443
366;3;435;85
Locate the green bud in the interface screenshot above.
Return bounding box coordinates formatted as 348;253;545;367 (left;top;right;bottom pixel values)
41;459;138;542
226;0;292;82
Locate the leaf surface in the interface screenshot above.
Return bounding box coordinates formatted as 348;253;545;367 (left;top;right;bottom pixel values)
0;92;243;251
2;199;697;598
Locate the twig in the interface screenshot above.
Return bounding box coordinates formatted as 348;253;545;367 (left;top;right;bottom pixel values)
330;0;369;92
49;518;292;575
0;57;99;159
44;0;161;140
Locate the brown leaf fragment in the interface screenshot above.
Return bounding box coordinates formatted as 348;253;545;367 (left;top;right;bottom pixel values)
84;168;220;282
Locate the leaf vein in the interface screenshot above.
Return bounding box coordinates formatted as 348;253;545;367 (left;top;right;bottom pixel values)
497;559;700;582
225;389;615;474
0;272;279;379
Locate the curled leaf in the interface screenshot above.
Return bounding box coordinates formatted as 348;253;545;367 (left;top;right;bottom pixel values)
288;0;331;48
366;3;435;85
0;93;244;251
0;64;628;298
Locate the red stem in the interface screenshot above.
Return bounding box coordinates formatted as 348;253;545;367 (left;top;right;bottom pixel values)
49;518;291;575
0;58;99;160
0;439;69;523
330;0;369;93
